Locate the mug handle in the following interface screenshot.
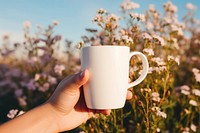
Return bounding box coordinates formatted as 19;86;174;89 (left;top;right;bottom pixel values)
128;52;149;88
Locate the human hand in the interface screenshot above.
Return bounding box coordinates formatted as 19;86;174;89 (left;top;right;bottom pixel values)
47;69;133;132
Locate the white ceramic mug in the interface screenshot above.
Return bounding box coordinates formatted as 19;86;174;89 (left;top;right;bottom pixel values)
81;46;149;109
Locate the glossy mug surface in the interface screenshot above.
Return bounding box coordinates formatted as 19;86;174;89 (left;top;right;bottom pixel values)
81;46;149;109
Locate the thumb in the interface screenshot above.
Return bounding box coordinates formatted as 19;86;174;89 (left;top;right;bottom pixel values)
48;69;89;113
63;69;89;94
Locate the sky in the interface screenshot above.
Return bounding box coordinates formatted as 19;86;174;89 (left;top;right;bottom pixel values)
0;0;200;43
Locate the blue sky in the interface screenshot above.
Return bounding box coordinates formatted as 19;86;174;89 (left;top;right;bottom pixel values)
0;0;200;42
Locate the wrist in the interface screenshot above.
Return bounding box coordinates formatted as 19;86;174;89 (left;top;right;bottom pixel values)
40;103;60;133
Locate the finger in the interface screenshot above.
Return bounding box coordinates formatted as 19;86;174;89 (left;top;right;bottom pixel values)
95;110;111;115
126;90;133;100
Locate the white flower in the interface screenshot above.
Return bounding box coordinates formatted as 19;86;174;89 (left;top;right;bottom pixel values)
151;106;167;119
97;8;107;14
192;68;200;82
181;90;190;95
54;64;65;75
192;68;199;73
141;33;152;40
151;106;160;112
7;109;18;119
176;22;186;29
7;109;25;119
130;13;145;22
93;14;102;22
146;21;154;30
151;57;166;66
167;55;180;65
115;35;133;44
148;67;153;74
23;21;32;28
152;34;165;46
119;29;126;35
190;124;197;132
180;85;190;95
192;89;200;97
171;25;183;36
141;88;151;93
152;66;167;74
186;3;197;10
143;48;154;56
17;110;25;117
164;16;173;24
114;34;121;41
105;14;120;22
121;35;133;43
120;0;140;10
156;128;161;132
183;127;190;133
156;111;167;118
189;100;198;106
149;4;156;12
152;92;161;102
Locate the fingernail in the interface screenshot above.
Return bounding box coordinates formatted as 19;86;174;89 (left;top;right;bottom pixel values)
80;70;85;78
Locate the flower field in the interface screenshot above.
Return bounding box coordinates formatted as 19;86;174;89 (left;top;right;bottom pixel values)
0;1;199;133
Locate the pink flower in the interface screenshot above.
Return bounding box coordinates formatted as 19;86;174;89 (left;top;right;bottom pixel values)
53;20;59;25
18;96;27;106
54;64;65;75
38;83;50;92
163;1;178;13
34;73;41;81
48;75;57;85
152;34;165;46
26;79;36;90
186;3;197;10
23;21;32;28
120;0;140;10
15;89;23;97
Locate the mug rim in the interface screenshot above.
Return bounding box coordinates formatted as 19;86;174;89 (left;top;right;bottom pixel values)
81;45;130;49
